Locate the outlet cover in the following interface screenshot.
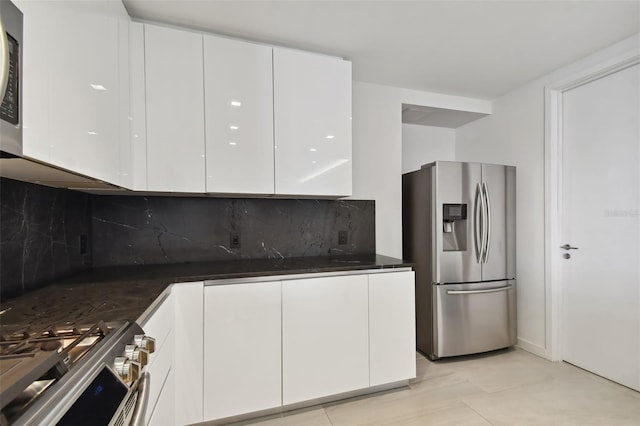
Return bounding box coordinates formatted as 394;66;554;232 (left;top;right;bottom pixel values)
230;232;241;249
338;230;348;245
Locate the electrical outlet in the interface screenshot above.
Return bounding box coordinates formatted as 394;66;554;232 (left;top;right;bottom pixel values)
338;230;348;245
79;234;87;254
230;232;241;249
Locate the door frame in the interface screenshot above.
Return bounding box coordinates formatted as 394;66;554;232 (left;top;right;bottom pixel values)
544;50;640;361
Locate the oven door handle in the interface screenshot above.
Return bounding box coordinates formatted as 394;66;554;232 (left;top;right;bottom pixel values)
130;372;150;426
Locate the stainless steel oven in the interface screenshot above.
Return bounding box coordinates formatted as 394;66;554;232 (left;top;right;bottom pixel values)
0;0;22;157
1;321;155;426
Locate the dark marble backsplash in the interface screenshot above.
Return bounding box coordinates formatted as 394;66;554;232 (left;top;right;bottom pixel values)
91;197;375;267
1;177;375;298
0;178;91;300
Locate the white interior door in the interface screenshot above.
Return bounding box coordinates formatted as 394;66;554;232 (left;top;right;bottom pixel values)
561;63;640;391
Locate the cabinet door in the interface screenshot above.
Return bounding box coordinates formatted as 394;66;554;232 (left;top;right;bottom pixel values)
145;24;205;192
18;0;128;185
138;294;174;425
273;48;352;197
282;275;368;405
203;281;282;421
172;282;204;425
204;36;274;194
145;330;173;425
369;271;416;386
126;21;147;191
148;369;175;426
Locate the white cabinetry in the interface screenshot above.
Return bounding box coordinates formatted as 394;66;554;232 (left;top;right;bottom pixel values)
138;294;174;425
282;275;369;404
204;36;274;194
203;281;282;421
144;24;205;192
127;22;147;191
136;270;413;424
137;283;203;426
17;0;130;186
273;48;352;197
148;369;175;426
172;281;204;425
369;271;416;386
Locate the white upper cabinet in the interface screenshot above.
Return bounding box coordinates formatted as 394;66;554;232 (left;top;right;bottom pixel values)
17;0;129;186
126;21;147;191
273;48;352;197
204;36;274;194
144;24;205;192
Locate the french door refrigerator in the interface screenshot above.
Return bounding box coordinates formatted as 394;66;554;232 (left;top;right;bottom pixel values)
402;161;516;360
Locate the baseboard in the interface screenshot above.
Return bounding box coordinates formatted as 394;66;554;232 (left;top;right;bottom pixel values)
516;337;548;359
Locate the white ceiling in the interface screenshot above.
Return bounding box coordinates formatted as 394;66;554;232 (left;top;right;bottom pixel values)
123;0;640;100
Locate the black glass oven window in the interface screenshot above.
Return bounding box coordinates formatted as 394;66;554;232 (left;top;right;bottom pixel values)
0;33;19;125
56;367;128;426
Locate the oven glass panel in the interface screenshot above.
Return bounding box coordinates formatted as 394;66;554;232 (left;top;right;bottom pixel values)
0;33;19;125
56;367;128;426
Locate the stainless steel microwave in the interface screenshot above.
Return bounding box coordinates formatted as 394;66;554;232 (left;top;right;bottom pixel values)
0;0;22;157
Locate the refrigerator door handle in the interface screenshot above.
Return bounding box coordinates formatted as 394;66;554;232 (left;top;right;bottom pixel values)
474;183;483;263
482;182;491;263
447;285;513;295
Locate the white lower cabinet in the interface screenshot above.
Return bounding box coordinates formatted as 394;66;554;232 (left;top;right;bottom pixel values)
203;281;282;421
139;270;414;424
282;275;370;405
148;369;175;426
138;294;174;426
172;282;204;425
369;271;417;386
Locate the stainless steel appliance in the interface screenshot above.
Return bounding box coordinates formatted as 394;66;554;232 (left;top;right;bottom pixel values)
402;161;516;360
0;321;155;425
0;0;22;156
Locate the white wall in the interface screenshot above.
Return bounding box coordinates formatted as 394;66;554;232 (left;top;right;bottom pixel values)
455;33;640;357
402;124;455;174
349;82;491;258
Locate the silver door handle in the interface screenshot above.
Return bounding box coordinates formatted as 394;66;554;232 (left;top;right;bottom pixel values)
482;182;491;263
474;183;483;263
0;15;9;102
130;372;150;426
447;285;513;295
561;244;579;250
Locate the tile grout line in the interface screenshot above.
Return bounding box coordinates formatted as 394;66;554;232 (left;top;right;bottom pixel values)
463;401;496;426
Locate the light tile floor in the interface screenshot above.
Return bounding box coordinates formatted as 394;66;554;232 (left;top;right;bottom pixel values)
244;348;640;426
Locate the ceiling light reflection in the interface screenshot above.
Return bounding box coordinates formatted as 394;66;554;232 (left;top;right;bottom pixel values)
300;159;349;183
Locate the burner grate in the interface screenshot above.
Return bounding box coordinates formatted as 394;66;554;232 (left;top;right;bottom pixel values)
0;321;112;418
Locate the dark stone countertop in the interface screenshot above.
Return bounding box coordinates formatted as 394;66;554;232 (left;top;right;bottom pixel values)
0;255;412;336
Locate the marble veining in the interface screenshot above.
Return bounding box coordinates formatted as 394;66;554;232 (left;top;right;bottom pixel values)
0;178;91;300
1;178;376;299
91;196;375;267
0;255;410;336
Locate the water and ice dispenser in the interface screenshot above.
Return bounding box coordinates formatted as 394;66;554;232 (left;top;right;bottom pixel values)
442;204;467;251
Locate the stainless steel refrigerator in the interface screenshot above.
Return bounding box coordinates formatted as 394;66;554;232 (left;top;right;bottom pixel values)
402;161;516;360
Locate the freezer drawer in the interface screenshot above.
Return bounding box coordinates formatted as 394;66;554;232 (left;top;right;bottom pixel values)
434;280;516;358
